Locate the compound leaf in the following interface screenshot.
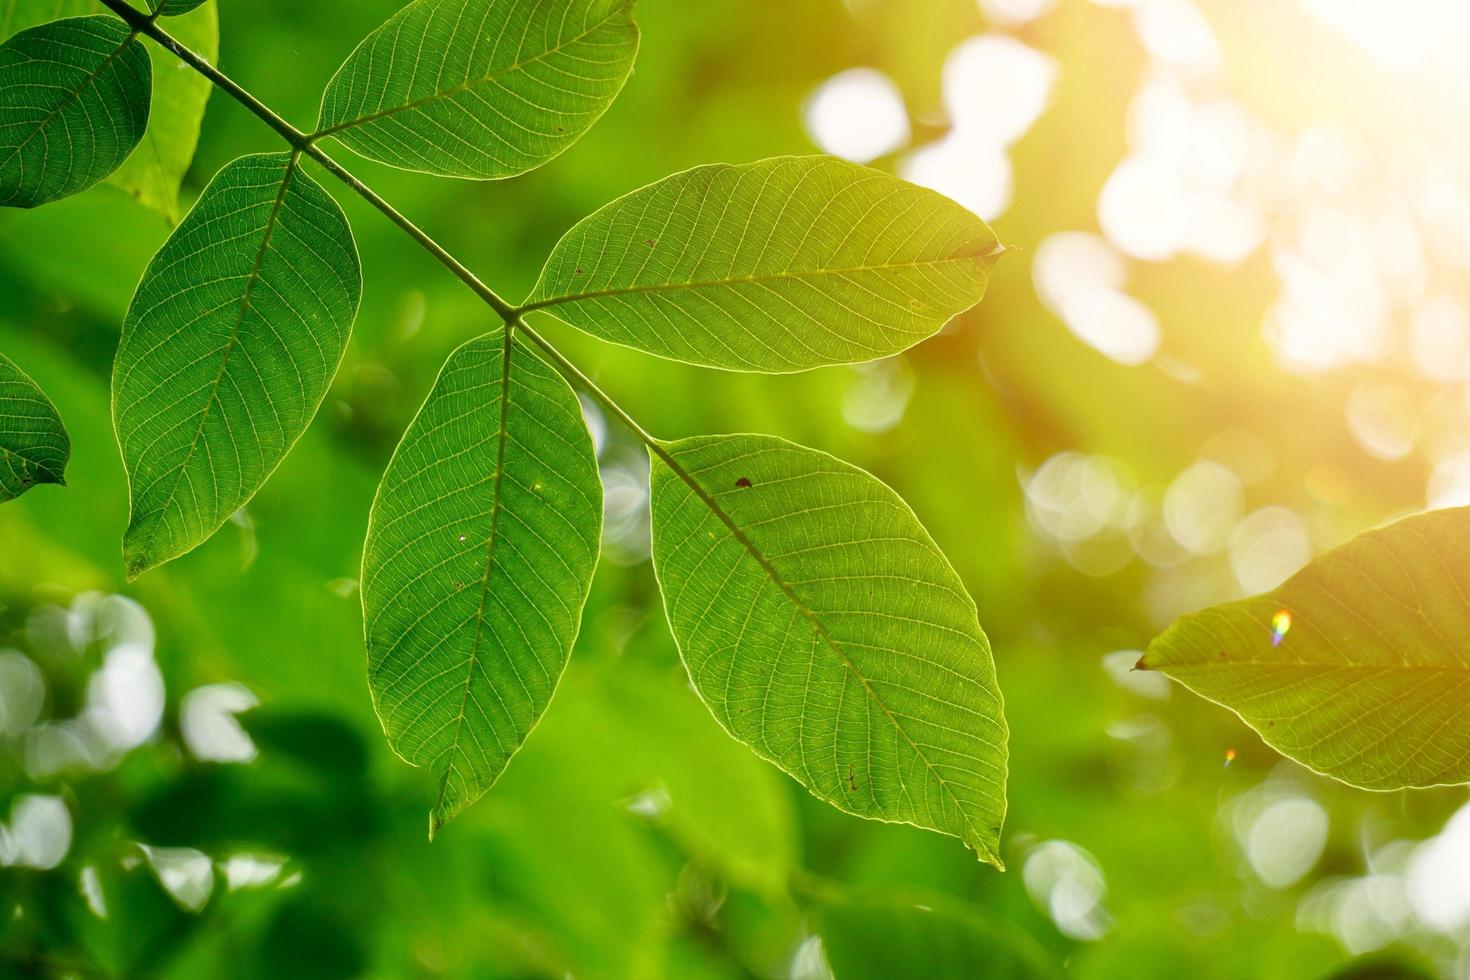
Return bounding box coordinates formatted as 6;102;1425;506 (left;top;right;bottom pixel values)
524;156;1004;373
648;433;1007;863
362;327;602;836
316;0;639;180
1141;506;1470;791
0;352;69;501
0;15;151;208
113;152;361;579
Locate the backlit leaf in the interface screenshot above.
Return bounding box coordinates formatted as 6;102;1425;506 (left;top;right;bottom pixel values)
315;0;639;180
362;327;602;835
1141;506;1470;790
0;3;214;221
524;156;1003;372
109;1;217;221
648;433;1007;863
0;351;69;501
113;152;361;579
0;15;151;208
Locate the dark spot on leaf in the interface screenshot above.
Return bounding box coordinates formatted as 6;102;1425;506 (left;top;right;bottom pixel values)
646;239;656;246
574;268;584;275
847;765;858;792
735;477;752;489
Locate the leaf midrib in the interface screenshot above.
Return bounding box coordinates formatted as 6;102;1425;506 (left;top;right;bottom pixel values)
316;2;629;140
523;247;1006;314
656;443;991;852
432;325;516;830
132;153;298;565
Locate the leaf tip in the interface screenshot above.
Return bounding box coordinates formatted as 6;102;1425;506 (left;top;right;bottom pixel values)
122;543;155;583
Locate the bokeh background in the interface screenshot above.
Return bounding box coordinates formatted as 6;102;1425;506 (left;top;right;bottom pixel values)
5;0;1470;976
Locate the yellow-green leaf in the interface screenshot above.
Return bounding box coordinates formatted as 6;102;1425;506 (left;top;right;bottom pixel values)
362;327;602;836
316;0;638;180
649;433;1008;863
524;156;1004;373
1142;506;1470;790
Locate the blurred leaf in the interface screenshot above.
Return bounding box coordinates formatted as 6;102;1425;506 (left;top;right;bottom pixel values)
593;656;799;894
0;351;69;500
0;16;151;208
256;897;366;980
648;433;1007;864
1142;506;1470;790
0;0;93;37
315;0;639;180
524;156;1002;372
362;328;602;836
108;2;217;221
819;890;1061;980
113;152;361;579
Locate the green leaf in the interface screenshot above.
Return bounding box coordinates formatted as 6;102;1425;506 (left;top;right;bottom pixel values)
0;0;93;37
361;327;602;836
0;15;151;208
112;152;361;579
315;0;639;180
0;351;69;501
818;890;1062;980
108;2;217;221
0;4;214;221
1141;506;1470;791
648;433;1007;863
524;156;1004;373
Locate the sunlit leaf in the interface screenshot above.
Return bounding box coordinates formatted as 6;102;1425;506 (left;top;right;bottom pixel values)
108;1;217;221
0;351;69;501
0;15;151;208
315;0;639;180
819;891;1062;980
362;327;602;836
1141;506;1470;790
648;433;1007;863
524;156;1003;373
113;152;361;579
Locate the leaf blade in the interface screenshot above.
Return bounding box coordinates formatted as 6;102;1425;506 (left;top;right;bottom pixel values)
316;0;639;180
0;352;69;501
112;152;362;577
525;156;1003;373
1141;506;1470;790
362;327;602;834
648;433;1007;862
0;15;152;208
107;1;217;221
